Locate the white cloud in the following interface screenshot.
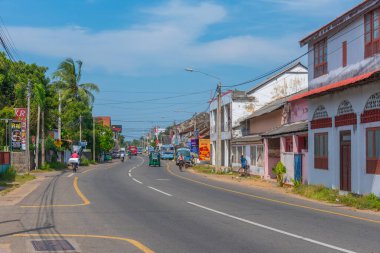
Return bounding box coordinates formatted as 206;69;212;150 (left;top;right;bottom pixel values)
8;0;302;75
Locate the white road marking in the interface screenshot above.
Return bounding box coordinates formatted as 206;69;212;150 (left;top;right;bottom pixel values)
129;169;132;173
133;178;143;184
148;187;172;197
187;202;357;253
128;173;132;177
67;173;74;178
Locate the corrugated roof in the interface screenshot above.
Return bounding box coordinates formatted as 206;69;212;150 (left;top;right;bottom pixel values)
232;135;262;145
246;96;287;120
289;70;380;102
262;121;308;137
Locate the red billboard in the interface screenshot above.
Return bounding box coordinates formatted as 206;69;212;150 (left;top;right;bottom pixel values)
14;108;27;151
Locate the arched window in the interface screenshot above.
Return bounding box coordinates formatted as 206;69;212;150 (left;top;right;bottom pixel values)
313;105;328;120
364;92;380;111
337;100;354;115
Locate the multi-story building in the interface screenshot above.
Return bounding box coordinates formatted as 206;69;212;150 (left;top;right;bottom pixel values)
209;91;255;167
290;0;380;196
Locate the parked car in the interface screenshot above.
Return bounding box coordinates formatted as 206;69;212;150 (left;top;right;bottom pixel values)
112;151;120;159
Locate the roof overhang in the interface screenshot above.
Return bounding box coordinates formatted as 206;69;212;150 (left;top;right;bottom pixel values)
289;70;380;101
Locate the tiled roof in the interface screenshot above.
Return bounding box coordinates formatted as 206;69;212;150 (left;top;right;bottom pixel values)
289;70;380;102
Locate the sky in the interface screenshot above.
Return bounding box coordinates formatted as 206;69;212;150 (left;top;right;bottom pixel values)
0;0;363;140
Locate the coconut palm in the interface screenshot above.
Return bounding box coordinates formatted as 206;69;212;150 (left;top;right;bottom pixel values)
53;58;99;105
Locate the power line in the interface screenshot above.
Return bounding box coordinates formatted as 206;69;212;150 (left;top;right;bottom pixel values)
222;13;373;89
95;89;213;105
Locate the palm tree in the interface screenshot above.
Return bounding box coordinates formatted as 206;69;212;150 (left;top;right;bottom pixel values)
53;58;99;104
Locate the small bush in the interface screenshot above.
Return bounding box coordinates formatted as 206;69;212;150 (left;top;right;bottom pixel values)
80;157;90;166
0;167;16;181
49;162;66;170
272;162;287;187
40;163;51;171
291;178;302;188
89;160;96;165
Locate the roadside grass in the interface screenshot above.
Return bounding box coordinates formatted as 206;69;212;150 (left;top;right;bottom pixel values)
293;184;380;211
191;165;380;211
0;167;36;195
36;162;67;172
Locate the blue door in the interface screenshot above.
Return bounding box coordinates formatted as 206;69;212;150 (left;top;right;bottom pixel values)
294;154;302;182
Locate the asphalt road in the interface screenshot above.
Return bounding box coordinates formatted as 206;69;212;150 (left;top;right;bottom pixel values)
0;156;379;253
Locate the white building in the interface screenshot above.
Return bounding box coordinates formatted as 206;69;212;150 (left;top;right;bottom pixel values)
209;91;255;167
291;0;380;196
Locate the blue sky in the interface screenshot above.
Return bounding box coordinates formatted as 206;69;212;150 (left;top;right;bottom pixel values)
0;0;362;139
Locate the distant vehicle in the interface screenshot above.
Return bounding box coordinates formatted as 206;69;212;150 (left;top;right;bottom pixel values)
176;148;191;166
112;151;120;159
148;146;155;153
161;144;175;160
104;153;112;161
128;145;138;156
149;152;161;167
137;147;143;154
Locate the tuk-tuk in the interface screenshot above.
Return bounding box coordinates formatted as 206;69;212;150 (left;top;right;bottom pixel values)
149;152;161;167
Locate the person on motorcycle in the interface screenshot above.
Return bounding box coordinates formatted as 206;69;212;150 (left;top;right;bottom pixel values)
71;150;79;159
70;151;80;172
178;153;185;171
120;151;125;162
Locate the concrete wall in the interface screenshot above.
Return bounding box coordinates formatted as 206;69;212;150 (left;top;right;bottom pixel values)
248;65;308;109
308;81;380;196
249;109;283;134
290;99;308;123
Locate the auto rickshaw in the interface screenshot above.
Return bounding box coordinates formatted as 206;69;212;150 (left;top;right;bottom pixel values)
149;151;161;167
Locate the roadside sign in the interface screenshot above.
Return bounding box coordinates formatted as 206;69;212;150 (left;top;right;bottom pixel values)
54;140;62;147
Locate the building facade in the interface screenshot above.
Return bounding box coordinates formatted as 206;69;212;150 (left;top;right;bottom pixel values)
292;0;380;196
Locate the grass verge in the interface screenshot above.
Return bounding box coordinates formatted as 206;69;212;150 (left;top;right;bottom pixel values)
0;168;36;195
293;184;380;211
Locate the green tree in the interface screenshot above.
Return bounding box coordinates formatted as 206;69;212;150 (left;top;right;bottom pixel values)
53;58;99;105
95;124;113;158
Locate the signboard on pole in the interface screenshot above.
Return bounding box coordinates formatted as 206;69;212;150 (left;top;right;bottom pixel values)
190;139;199;155
14;108;27;151
11;121;22;149
111;125;122;133
199;139;210;161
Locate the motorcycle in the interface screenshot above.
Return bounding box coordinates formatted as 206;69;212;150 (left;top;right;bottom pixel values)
178;160;185;172
68;157;79;173
121;156;125;162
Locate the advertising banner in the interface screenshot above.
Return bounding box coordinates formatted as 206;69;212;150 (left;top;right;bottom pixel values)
111;125;122;133
190;139;199;155
11;121;22;149
14;108;27;151
199;139;210;161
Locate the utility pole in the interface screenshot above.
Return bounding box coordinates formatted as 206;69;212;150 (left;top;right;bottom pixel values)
79;115;82;143
93;117;95;162
58;90;62;162
216;82;222;172
26;80;31;172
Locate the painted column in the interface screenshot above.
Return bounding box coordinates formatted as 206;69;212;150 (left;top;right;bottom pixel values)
264;138;270;179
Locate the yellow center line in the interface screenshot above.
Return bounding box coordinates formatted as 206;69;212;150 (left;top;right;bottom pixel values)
20;176;90;208
13;233;154;253
166;164;380;224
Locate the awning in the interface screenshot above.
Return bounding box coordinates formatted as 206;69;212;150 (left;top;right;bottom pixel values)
289;70;380;102
232;135;262;145
262;121;308;138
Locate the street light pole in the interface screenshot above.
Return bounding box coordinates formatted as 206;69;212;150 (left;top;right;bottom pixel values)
216;82;222;172
185;68;222;172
